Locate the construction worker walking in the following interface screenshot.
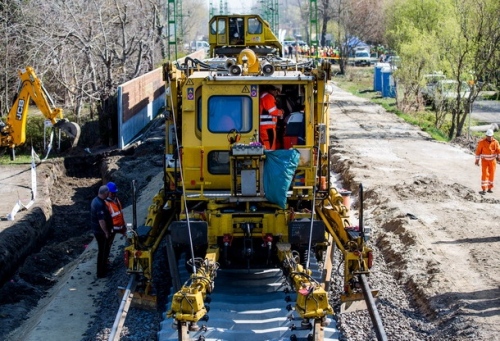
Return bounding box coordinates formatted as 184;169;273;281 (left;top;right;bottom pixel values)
475;129;500;195
259;85;283;150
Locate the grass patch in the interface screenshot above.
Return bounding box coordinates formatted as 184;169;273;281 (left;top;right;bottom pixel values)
331;66;487;141
0;112;79;162
0;154;33;165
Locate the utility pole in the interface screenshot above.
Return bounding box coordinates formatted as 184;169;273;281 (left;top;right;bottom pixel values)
218;0;228;15
166;0;177;60
309;0;319;58
259;0;279;33
177;0;184;51
271;0;279;34
209;0;215;17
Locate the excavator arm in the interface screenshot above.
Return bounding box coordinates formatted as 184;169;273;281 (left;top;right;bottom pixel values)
0;66;80;158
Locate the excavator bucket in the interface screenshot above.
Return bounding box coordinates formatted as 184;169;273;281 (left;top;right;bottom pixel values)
340;290;379;313
55;120;81;147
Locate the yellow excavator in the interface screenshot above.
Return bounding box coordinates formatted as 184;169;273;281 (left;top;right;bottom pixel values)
0;66;80;160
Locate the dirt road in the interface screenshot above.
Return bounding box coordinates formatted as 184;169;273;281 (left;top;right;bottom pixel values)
330;84;500;340
0;164;34;223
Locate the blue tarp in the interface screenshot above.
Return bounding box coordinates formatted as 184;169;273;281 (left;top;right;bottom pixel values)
346;37;369;48
263;149;300;209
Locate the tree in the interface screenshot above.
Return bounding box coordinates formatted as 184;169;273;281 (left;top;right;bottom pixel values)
0;0;214;148
0;0;169;123
386;0;500;138
385;0;448;113
180;0;209;44
445;0;500;137
0;1;29;116
330;0;385;74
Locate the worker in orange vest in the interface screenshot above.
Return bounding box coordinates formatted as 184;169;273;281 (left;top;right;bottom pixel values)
259;85;283;150
475;129;500;194
105;182;127;235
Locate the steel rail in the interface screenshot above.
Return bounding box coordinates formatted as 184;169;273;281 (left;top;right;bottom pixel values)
109;275;137;341
360;273;387;341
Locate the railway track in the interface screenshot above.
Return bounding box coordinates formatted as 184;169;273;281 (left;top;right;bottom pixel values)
157;253;341;341
109;241;386;341
109;182;387;341
108;275;138;341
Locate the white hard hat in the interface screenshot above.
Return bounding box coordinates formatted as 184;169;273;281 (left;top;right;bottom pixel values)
486;129;494;136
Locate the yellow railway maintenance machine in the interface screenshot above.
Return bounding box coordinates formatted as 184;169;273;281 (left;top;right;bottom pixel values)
124;14;384;341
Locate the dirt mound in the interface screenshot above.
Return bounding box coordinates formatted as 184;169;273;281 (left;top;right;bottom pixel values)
450;134;479;153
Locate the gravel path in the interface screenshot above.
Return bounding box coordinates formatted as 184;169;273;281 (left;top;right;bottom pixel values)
330;83;499;341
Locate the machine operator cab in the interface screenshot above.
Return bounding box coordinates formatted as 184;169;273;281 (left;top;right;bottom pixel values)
178;79;307;191
208;14;283;57
205;84;306;150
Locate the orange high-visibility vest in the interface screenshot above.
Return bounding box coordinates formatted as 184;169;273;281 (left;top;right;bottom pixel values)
104;197;125;229
475;137;500;162
259;92;282;127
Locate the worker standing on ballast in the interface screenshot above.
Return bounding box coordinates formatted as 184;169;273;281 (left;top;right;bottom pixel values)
475;129;500;195
90;185;112;278
259;85;283;150
105;182;127;235
103;181;127;272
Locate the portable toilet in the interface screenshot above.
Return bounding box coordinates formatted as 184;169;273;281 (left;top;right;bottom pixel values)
373;62;389;92
381;66;396;98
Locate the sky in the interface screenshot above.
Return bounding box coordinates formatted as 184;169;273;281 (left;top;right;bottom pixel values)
207;0;257;15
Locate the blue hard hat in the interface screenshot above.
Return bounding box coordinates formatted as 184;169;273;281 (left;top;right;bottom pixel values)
107;182;118;193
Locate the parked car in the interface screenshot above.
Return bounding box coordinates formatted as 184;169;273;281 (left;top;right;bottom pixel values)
354;51;372;66
429;79;471;110
421;72;446;105
384;55;401;66
189;40;210;53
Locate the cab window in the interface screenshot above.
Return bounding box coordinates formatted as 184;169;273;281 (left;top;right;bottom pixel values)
248;17;262;34
229;17;244;44
208;151;230;174
208;96;252;133
217;18;226;34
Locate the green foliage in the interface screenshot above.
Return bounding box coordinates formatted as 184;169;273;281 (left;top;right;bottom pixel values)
333;66;451;142
386;0;451;42
386;0;452;77
384;0;500;137
23;115;46;154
